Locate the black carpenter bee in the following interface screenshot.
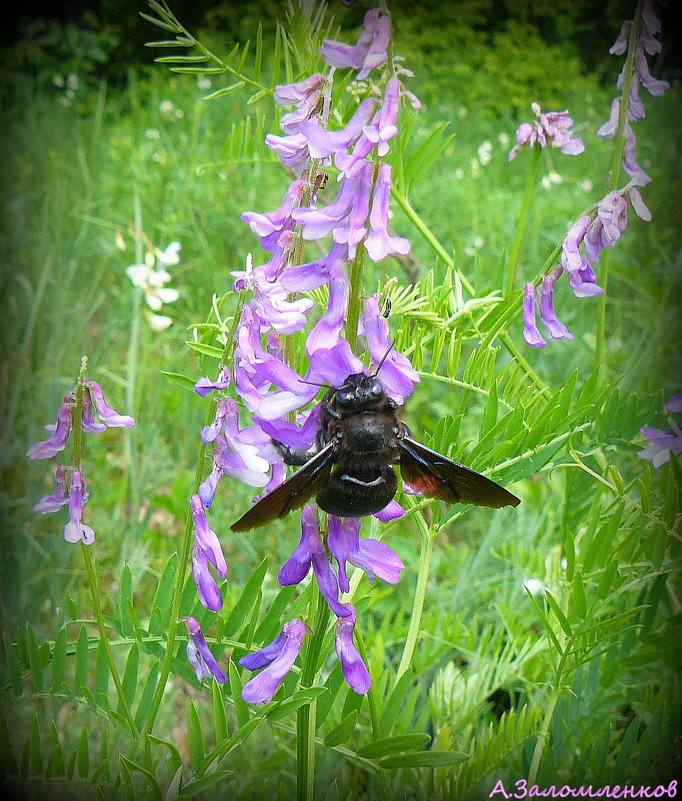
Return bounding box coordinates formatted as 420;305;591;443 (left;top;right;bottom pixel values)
231;373;520;532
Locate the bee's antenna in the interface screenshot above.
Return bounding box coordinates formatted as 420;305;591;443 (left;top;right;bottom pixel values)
298;378;333;389
372;341;394;377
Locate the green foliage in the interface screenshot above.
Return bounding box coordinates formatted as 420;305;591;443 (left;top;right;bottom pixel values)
1;0;680;798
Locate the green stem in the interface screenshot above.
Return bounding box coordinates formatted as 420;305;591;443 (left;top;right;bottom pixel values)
505;144;542;294
72;358;140;740
296;587;331;801
345;249;366;354
595;0;643;369
396;500;435;681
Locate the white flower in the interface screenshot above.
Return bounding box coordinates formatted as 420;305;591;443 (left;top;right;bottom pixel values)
541;171;563;189
523;577;546;597
125;242;181;324
498;131;511;148
477;140;493;165
578;179;593;192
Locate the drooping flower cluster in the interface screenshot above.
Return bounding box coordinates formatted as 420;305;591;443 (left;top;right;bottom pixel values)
638;393;682;468
187;8;418;699
597;0;670;186
28;377;135;543
508;102;585;162
523;184;651;347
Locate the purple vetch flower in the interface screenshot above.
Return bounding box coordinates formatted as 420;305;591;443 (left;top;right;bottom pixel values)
360;294;419;404
184;617;227;684
239;618;308;703
278;505;353;618
279;242;349;293
241;178;306;240
667;394;682;414
192;546;223;611
27;395;75;459
274;73;326;107
305;258;350;356
265;131;313;174
638;392;682;467
64;468;95;544
191;495;228;576
362;78;400;157
335;606;371;694
85;381;136;428
522;283;547;349
299;97;379;159
327;515;405;593
538;271;573;340
34;465;70;514
508;103;584;161
364;164;411;263
319;8;390;80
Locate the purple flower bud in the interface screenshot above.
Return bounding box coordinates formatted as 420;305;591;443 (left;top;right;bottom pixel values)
597;98;620;139
64;468;95;544
194;366;231;398
240;618;308;703
85;381;136;427
609;21;631;55
280;90;324;135
538;273;573;340
27;396;75;460
184;617;227;683
192;546;223;611
34;465;70;514
191;495;227;576
622;127;652;186
522;283;546;349
265;131;312;174
335;606;371;694
666;393;682;414
365;164;411;263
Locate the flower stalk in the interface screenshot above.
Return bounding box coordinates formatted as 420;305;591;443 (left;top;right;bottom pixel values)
505;143;542;294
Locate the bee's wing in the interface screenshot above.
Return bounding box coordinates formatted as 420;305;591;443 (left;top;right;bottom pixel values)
399;437;520;509
231;442;337;532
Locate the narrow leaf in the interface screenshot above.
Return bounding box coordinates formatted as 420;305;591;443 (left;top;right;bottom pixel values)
378;750;468;768
357;733;432;759
187;699;204;771
224;557;269;638
323;711;358;747
74;625;89;694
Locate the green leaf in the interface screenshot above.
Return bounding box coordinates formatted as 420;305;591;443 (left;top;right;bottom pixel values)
118;564;135;638
180;770;233;798
95;638;110;699
212;679;229;742
525;589;563;654
160;371;199;392
4;632;23;696
229;661;250;729
224;557;269;638
77;727;89;778
149;553;179;634
544;590;572;637
51;627;67;692
120;644;140;712
74;625;89;694
185;341;224;359
571;572;587;620
135;662;160;730
596;559;619;600
323;711;358;747
378;750;469;768
357;733;432;759
203;82;246;101
187;699;204;771
154;54;209;63
29;714;43;773
119;755;163;801
266;687;327;723
26;625;44;692
118;753;135;801
47;720;65;777
380;668;414;737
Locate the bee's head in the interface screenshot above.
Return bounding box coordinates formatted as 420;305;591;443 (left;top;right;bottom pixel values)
334;373;386;411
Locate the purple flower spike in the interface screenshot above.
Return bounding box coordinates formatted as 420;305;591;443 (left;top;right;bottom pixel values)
522;284;546;349
184;617;227;684
335;606;371;694
538;272;573;340
27;396;75;460
34;465;70;514
64;468;94;544
240;618;308;703
365;164;411;263
86;381;136;428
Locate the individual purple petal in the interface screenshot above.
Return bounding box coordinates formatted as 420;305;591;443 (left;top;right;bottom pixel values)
666;393;682;414
622;127;652;186
280;242;348;292
34;465;70;514
274;74;326;106
353;538;405;584
638;427;682;468
305;258;350;356
635;46;670;96
191;494;227;576
81;393;107;433
27;396;75;460
335;606;371;694
64;468;94;544
373;499;405;521
333;161;373;258
597;98;620;139
293;175;358;240
239;630;288;670
299;97;379;159
198;466;222;509
265;132;311;173
361;294;419;403
184;617;227;684
538;272;573;340
201;398;231;444
242;179;305;239
641;0;661;37
307;341;364;389
522;283;546;349
365;164;411;263
362;78;400;157
609;21;631;55
627;187;652;221
241;619;307;703
280;90;324;135
357;13;391;79
192;546;223;611
194;366;230;398
278;505;315;586
86;381;136;428
255;404;323;452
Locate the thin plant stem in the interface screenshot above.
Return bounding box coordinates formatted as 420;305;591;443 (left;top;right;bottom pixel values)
296;586;331;801
595;0;643;369
505;144;543;294
396;499;435;681
143;299;244;736
72;357;139;740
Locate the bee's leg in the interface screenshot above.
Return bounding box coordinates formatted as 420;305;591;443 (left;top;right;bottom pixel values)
272;439;315;466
